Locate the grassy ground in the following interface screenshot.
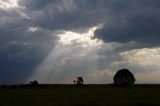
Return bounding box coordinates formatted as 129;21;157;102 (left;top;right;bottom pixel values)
0;87;160;106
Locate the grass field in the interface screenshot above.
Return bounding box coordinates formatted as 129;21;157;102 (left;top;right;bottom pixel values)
0;87;160;106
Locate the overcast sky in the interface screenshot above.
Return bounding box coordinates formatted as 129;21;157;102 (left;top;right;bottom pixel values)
0;0;160;84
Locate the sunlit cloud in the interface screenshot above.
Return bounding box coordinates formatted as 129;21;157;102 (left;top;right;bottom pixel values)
0;0;30;19
0;0;20;10
58;26;103;47
120;48;160;68
27;26;39;32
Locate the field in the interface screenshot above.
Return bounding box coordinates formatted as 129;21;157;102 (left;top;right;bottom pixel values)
0;86;160;106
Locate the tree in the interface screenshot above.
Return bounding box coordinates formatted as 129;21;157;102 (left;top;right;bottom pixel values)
77;77;84;85
73;77;84;85
73;80;76;84
30;80;39;86
113;69;135;87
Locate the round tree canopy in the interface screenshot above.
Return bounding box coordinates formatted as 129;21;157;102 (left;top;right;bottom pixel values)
113;69;135;86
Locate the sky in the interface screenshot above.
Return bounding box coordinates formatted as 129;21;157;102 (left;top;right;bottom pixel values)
0;0;160;84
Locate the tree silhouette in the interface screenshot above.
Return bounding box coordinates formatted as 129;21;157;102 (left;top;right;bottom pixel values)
73;77;84;85
73;80;76;84
77;77;83;85
30;80;39;86
113;69;135;87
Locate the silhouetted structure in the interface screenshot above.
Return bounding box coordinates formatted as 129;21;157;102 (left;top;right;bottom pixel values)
77;77;84;85
73;77;84;85
113;69;135;87
73;80;76;84
30;80;39;87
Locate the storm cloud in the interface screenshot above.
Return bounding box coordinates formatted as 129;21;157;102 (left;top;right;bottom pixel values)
94;0;160;49
0;0;160;84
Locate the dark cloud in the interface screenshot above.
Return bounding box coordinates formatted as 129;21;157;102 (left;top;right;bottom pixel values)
0;4;57;83
19;0;59;10
0;55;41;84
95;0;160;49
19;0;160;49
19;0;109;31
0;0;160;84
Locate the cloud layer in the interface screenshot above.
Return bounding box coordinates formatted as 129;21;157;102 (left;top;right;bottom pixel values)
0;0;160;84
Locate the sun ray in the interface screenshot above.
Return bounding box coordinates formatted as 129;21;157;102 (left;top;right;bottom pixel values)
27;26;104;83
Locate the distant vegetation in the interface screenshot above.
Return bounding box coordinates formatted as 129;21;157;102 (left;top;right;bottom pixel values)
1;69;160;106
113;69;135;87
73;77;84;86
30;80;39;86
0;68;137;88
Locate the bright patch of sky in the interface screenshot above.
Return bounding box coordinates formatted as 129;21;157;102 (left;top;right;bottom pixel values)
58;27;103;47
28;26;39;32
0;0;19;9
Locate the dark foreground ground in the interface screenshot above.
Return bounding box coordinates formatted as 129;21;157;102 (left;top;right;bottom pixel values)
0;85;160;106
